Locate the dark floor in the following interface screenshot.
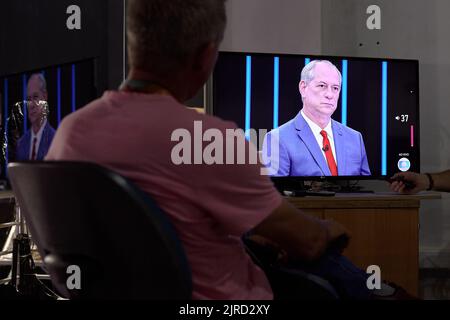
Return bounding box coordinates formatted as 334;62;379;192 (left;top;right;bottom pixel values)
419;268;450;299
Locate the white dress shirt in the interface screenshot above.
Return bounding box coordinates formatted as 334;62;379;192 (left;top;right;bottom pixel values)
29;119;47;160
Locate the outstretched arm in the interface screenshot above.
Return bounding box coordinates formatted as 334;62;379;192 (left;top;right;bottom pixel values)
389;170;450;194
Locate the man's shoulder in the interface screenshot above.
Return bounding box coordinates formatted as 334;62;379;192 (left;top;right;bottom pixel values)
45;122;56;134
186;110;240;132
266;117;297;138
59;96;106;128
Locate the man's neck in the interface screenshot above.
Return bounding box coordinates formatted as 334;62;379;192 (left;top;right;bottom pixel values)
302;108;331;129
123;69;192;103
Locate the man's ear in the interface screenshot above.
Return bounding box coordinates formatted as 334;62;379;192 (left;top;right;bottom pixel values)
43;91;48;102
299;80;307;98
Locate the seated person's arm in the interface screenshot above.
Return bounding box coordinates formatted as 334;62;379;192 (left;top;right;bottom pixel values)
390;170;450;193
252;198;350;262
432;170;450;192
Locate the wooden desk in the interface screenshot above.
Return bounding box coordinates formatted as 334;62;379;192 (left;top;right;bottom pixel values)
286;192;440;296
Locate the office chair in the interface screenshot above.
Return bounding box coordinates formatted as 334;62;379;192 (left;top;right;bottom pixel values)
7;161;192;299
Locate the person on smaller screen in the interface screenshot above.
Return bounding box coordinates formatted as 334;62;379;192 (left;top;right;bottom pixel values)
16;73;56;161
262;60;371;177
389;170;450;194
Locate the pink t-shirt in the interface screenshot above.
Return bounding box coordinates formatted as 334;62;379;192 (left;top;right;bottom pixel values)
46;91;282;300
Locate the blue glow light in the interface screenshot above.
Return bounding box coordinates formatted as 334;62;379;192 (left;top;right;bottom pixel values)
245;56;252;140
22;74;27;132
382;61;388;175
57;67;61;125
341;60;348;126
273;57;279;129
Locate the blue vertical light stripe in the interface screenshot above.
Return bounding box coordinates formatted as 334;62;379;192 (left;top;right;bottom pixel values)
305;58;310;65
57;67;61;125
22;74;27;132
273;57;279;129
71;64;76;112
245;56;252;139
341;60;348;126
382;61;388;175
3;79;8;172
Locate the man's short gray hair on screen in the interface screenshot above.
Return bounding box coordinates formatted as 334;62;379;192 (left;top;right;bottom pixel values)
28;73;47;93
300;60;342;84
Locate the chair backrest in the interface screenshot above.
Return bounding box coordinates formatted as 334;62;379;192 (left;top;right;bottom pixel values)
7;161;192;299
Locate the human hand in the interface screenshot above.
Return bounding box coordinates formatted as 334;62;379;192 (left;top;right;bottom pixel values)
388;172;429;194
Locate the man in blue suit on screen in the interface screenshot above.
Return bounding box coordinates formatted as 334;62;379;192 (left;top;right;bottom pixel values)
16;73;56;161
262;60;371;177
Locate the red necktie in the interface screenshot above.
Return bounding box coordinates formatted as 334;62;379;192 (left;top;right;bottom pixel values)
320;130;338;176
31;137;37;160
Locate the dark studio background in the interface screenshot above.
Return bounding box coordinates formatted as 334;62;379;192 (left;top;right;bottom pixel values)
0;0;125;176
212;52;420;178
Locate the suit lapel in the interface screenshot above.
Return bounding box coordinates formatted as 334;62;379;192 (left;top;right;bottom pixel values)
332;120;346;176
295;113;331;176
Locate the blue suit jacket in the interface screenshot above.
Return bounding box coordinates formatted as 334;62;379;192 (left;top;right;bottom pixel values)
16;122;56;161
262;113;371;177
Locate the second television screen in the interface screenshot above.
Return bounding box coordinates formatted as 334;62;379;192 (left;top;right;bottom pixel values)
0;58;97;178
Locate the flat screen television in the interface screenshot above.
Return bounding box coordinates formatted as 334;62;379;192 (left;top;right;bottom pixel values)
206;51;420;185
0;58;98;181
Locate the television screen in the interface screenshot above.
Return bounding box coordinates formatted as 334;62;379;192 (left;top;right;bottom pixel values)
0;58;98;180
209;51;419;179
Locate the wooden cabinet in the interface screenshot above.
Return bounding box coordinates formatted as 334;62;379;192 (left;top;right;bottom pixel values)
286;193;440;296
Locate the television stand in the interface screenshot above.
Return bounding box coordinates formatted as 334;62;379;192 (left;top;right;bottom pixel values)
285;192;441;296
320;180;374;194
335;190;374;194
334;188;374;194
283;190;335;197
271;178;374;196
272;179;336;197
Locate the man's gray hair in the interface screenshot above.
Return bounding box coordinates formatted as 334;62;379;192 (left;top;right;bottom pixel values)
28;73;47;93
127;0;227;74
300;60;342;84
